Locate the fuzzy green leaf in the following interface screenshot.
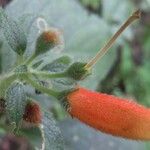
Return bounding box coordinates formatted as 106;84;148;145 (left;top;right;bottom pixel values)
0;8;27;56
41;56;71;73
51;78;76;92
41;111;65;150
5;81;27;126
18;13;37;35
0;73;17;98
0;41;2;73
19;127;42;149
32;60;43;69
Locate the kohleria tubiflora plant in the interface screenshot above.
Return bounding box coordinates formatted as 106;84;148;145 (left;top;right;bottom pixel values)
0;7;148;150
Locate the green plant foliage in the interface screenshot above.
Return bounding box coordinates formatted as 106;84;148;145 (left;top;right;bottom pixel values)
41;111;65;150
0;41;2;73
80;0;101;9
5;0;118;89
19;127;42;149
18;13;38;35
0;8;27;56
32;60;43;69
41;56;71;73
0;73;17;98
121;44;150;107
5;81;27;127
51;78;76;91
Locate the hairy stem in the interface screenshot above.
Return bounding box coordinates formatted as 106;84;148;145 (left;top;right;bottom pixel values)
0;73;17;98
24;75;59;98
25;53;36;65
16;55;24;66
30;71;67;79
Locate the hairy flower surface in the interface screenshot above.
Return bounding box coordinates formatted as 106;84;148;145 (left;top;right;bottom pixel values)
67;87;150;140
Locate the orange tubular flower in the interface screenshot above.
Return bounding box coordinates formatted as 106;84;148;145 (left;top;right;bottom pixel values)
67;87;150;140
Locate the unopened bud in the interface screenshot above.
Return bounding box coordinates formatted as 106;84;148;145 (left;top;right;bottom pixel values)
23;101;41;124
35;30;61;56
66;62;90;80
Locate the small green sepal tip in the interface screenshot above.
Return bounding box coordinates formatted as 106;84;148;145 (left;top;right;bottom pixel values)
66;62;91;80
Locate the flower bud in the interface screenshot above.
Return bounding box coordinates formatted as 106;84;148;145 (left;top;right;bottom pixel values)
66;62;90;80
23;101;41;124
35;30;60;56
67;87;150;140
